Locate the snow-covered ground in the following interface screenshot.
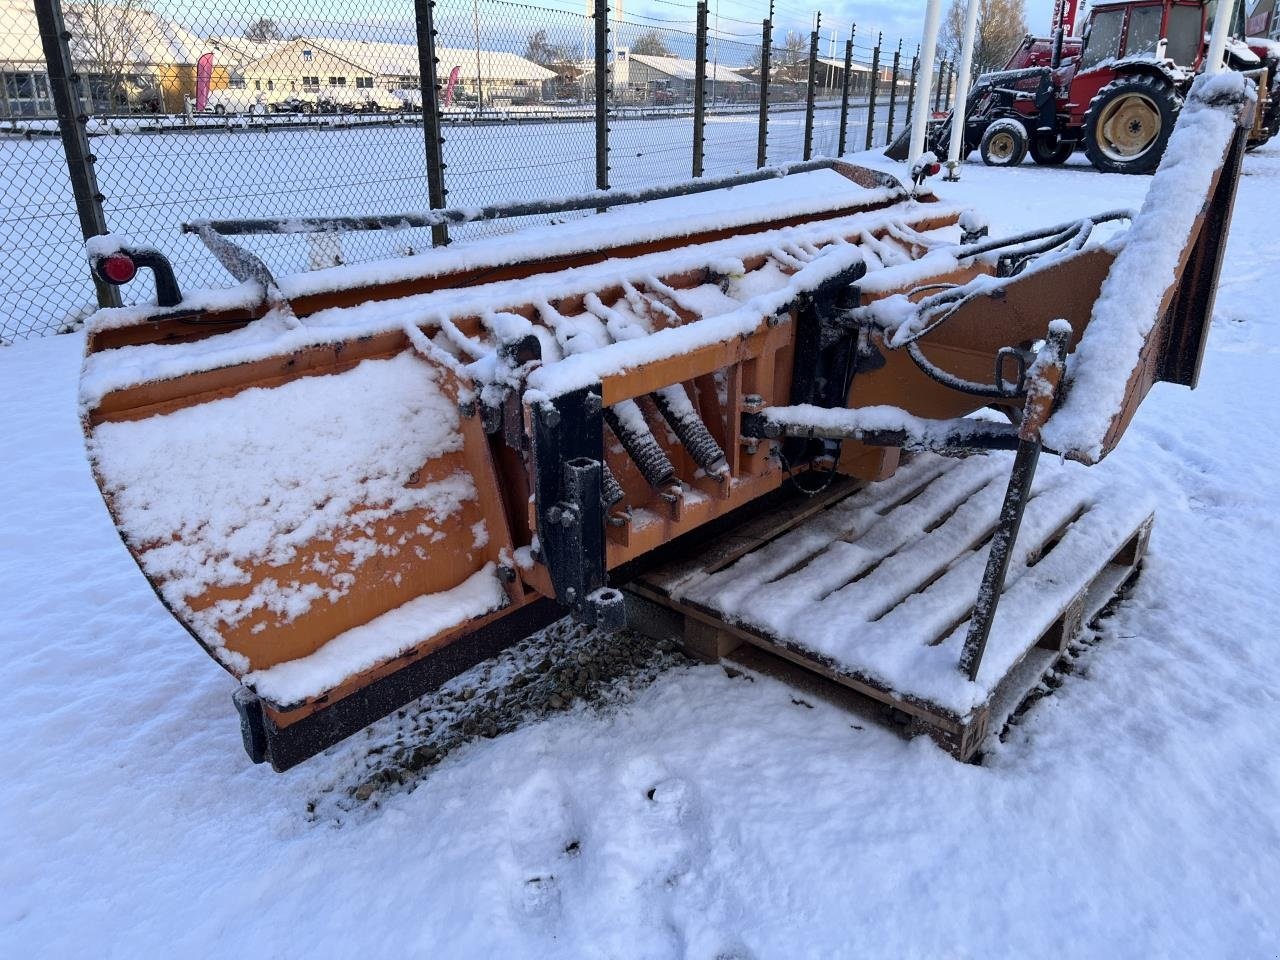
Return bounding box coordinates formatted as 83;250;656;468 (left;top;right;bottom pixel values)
3;145;1279;957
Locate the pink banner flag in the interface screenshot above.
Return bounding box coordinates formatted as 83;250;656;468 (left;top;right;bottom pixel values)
195;53;214;112
443;65;461;108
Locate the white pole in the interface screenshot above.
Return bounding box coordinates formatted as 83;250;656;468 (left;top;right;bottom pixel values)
908;0;946;166
712;0;720;106
944;0;981;178
1205;0;1237;75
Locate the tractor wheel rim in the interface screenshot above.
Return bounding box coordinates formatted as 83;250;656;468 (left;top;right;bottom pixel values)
1097;93;1161;161
989;131;1016;161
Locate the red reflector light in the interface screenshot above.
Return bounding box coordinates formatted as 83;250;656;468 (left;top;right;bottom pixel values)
100;253;137;284
927;163;941;176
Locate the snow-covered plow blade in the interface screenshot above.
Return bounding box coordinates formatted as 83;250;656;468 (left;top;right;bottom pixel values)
80;76;1252;770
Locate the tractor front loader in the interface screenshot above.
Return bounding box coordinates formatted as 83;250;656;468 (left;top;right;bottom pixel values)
81;75;1252;769
889;0;1279;173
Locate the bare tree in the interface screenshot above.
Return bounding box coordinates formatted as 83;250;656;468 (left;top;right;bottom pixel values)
774;29;808;81
525;29;571;68
940;0;1029;78
244;17;283;42
782;29;807;65
629;30;672;57
65;0;150;107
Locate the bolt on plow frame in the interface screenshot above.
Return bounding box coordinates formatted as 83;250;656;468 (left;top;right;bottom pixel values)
80;74;1253;770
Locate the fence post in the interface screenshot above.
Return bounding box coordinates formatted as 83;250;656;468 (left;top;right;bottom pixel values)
413;0;448;247
693;0;708;176
934;57;946;112
593;0;610;192
34;0;118;308
802;15;819;161
885;40;901;146
837;29;853;156
864;33;881;151
757;14;772;167
905;51;918;131
943;63;954;106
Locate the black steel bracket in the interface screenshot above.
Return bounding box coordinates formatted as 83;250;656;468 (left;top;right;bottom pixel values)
530;385;623;628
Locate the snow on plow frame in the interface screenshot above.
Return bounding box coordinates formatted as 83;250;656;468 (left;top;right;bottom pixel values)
79;74;1254;770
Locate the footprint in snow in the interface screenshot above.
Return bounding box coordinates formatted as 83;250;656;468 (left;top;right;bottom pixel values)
619;755;706;889
505;769;581;921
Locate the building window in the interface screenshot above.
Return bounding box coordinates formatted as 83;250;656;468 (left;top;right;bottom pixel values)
302;49;313;62
3;71;54;117
266;80;275;90
229;75;246;89
302;76;319;89
356;76;373;88
328;76;346;86
254;80;261;90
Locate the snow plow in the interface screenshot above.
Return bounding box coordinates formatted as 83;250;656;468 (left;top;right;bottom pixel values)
80;74;1252;770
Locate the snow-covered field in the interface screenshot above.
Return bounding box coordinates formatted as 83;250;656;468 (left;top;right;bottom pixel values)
3;146;1279;957
2;102;892;341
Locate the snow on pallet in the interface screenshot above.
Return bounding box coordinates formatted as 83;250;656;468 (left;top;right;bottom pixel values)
626;452;1154;760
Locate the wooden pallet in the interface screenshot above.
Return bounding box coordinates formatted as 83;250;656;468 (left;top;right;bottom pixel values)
625;453;1154;760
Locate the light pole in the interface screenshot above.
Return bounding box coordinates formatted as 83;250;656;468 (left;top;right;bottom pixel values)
908;0;945;167
1205;0;1238;74
944;0;980;180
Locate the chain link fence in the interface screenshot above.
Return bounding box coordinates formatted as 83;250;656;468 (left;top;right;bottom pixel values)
1;0;948;343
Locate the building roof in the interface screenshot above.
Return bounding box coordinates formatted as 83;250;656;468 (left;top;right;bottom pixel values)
626;53;750;84
64;4;206;66
205;36;291;70
811;54;872;73
302;38;556;82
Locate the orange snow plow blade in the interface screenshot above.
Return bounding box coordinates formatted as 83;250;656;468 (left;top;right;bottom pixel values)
80;76;1253;770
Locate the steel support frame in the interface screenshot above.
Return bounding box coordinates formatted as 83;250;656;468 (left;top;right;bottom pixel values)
837;35;854;156
594;0;610;193
905;53;918;131
34;0;118;307
413;0;450;247
803;21;820;161
757;17;773;168
886;41;901;146
693;0;708;176
865;36;881;151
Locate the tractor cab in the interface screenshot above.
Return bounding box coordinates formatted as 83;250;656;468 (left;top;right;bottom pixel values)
1076;0;1207;73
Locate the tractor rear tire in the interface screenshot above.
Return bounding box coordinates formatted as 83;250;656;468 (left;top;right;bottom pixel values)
980;120;1029;167
1029;135;1074;165
1083;75;1180;175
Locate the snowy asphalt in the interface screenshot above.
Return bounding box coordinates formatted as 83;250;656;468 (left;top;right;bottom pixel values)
2;147;1279;957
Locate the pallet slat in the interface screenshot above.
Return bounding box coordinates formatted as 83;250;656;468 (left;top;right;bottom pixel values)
627;452;1155;760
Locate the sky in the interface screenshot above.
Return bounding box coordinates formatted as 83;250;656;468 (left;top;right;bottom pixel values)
618;0;1059;52
156;0;1061;66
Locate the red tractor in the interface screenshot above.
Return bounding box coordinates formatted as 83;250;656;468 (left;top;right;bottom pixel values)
903;0;1280;173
